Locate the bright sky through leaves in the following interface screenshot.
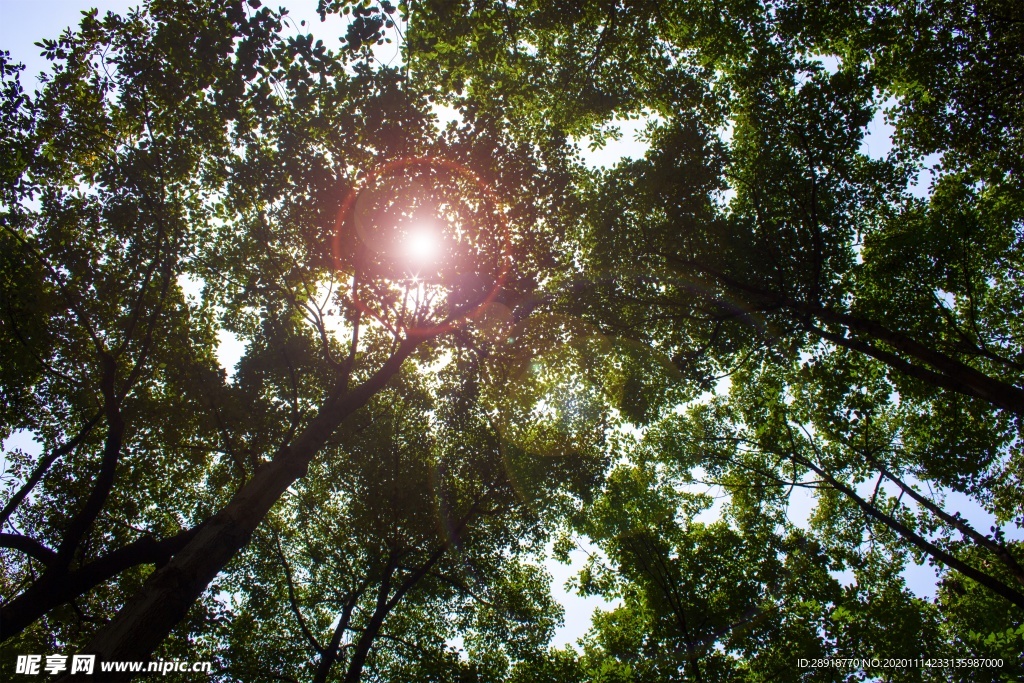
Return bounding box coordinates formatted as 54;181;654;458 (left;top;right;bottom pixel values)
3;0;1023;677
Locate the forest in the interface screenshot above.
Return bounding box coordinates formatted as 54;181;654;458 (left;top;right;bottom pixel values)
1;0;1022;680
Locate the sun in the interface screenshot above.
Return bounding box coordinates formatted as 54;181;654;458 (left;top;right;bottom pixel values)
404;226;439;265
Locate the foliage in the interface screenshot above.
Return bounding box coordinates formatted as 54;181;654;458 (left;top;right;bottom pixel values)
1;0;1022;680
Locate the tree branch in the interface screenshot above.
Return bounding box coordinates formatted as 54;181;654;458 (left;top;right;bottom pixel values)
0;410;103;527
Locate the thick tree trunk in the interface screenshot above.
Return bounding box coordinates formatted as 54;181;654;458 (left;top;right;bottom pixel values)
63;340;419;681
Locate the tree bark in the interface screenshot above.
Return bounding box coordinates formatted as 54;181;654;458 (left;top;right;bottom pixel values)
0;524;204;639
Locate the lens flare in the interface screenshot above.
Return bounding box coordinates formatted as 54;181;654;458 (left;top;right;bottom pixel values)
333;156;510;337
405;227;438;265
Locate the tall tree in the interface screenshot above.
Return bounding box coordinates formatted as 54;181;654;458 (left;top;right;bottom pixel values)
3;0;1023;677
405;0;1024;677
0;0;579;672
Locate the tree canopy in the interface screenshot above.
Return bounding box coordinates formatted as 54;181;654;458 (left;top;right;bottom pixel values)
1;0;1022;681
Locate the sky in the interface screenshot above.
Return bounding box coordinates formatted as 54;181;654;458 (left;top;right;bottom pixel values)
0;0;405;87
0;0;999;653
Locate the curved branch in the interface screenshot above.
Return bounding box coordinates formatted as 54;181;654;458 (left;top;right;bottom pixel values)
0;523;204;641
53;353;125;572
0;532;56;565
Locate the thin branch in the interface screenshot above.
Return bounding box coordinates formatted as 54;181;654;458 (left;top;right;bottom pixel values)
783;422;1024;610
0;410;103;527
272;529;325;656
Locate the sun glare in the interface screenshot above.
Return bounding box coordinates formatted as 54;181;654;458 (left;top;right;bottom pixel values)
404;227;438;264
